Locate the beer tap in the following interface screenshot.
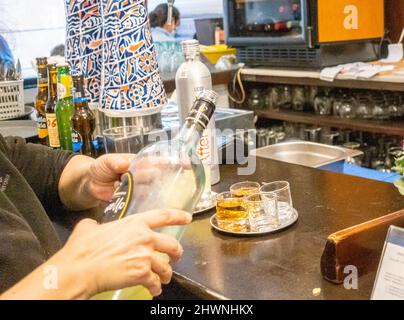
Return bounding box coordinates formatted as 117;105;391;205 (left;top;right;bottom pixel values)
166;0;175;27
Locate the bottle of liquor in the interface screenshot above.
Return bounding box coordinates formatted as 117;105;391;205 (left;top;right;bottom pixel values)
45;64;60;149
175;40;220;202
71;75;96;157
35;57;49;145
56;64;74;151
92;89;218;300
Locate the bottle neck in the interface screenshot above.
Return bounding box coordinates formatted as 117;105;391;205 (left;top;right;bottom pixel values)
177;120;205;153
185;53;200;62
48;71;57;101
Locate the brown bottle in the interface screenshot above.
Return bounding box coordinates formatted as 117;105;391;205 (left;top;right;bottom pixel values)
35;57;49;145
72;75;96;157
45;64;60;148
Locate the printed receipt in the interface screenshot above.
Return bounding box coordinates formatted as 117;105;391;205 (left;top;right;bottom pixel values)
372;226;404;300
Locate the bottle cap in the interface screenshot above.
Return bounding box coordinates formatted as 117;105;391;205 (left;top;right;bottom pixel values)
186;89;218;129
182;40;200;60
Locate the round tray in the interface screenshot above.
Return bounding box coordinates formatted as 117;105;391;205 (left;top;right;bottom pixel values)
193;192;217;215
210;208;299;237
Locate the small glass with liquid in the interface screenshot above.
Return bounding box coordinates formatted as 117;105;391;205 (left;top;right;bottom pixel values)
215;191;249;232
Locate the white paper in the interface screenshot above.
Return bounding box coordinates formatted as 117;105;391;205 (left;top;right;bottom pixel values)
372;226;404;300
381;44;404;64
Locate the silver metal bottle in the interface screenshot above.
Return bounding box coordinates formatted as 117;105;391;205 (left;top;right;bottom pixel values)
175;40;220;186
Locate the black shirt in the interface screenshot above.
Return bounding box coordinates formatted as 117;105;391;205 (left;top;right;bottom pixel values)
0;135;74;293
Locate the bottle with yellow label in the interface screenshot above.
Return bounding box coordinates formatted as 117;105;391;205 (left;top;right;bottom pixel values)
35;57;49;145
45;64;60;149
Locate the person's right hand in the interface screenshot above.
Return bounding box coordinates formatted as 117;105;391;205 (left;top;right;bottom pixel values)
52;209;192;299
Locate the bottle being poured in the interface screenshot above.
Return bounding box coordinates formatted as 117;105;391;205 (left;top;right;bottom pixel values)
176;39;221;212
92;89;218;300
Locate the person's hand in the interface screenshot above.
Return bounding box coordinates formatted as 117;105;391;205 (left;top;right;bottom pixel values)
52;209;192;299
85;154;135;202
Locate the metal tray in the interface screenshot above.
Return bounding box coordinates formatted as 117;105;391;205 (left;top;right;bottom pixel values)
194;191;217;215
250;141;363;168
210;208;298;237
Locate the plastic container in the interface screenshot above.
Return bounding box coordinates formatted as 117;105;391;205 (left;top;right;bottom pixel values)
0;80;24;120
200;45;237;65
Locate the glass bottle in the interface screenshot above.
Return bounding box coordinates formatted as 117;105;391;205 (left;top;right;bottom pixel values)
71;75;97;158
176;39;220;190
92;89;218;300
56;64;75;151
45;64;60;149
35;57;49;145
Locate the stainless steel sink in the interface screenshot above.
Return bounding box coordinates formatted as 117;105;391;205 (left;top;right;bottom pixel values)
251;141;363;170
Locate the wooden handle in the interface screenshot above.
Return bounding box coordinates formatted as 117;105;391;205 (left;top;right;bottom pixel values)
321;209;404;284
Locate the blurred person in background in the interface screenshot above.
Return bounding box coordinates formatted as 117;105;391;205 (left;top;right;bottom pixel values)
149;3;181;42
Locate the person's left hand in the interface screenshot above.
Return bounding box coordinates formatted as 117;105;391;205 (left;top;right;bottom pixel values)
85;154;135;202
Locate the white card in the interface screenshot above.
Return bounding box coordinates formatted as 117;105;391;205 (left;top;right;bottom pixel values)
372;226;404;300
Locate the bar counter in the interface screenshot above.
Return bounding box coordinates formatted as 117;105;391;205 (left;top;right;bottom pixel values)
172;157;404;300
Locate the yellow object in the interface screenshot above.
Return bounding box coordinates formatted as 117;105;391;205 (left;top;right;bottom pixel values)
200;45;237;65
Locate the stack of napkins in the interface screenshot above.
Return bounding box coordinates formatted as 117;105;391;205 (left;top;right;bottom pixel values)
320;62;395;82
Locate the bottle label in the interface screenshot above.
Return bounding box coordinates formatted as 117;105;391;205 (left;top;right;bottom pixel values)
36;113;48;139
46;113;60;148
103;172;133;223
72;130;83;153
198;132;211;164
57;75;72;100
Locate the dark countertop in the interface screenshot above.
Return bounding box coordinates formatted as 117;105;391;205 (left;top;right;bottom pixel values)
172;157;404;300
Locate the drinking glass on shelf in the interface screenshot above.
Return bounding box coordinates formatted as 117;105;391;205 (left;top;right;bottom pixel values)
385;93;402;119
339;94;357;119
244;193;279;232
304;127;322;142
260;181;293;223
230;181;261;198
280;85;293;109
307;86;318;110
356;92;373;119
215;191;249;232
270;86;283;111
314;91;332;115
321;131;340;145
292;86;306;111
263;87;273;110
372;93;389;120
248;89;265;110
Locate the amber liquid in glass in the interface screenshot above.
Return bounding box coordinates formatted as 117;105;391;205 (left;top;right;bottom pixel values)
216;198;248;232
231;187;259;198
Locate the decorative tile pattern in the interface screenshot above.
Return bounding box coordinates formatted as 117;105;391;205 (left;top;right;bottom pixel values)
64;0;167;114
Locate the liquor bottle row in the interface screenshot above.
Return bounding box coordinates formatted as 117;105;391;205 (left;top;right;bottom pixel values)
35;58;97;157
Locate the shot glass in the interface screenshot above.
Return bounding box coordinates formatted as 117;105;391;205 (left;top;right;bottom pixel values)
260;181;293;223
244;193;279;232
215;191;249;232
103;126;144;154
230;181;261;198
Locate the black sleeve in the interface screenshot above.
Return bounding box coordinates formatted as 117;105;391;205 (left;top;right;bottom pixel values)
2;136;75;219
0;208;49;294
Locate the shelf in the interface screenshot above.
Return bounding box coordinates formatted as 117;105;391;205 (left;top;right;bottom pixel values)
241;66;404;92
256;109;404;136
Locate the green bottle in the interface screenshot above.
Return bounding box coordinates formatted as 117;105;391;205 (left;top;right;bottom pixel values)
56;64;74;151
